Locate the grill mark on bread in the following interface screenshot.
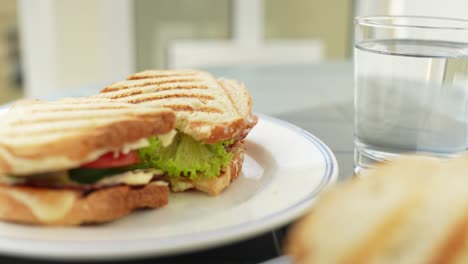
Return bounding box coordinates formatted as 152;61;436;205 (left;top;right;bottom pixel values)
102;77;204;92
15;105;131;111
163;105;223;113
127;71;197;80
3;114;176;143
219;80;242;117
428;210;468;264
7;120;122;129
127;94;214;104
7;114;139;124
10;105;144;113
100;85;210;99
343;188;425;264
6;111;164;125
155;84;208;92
105;90;143;99
103;83;209;93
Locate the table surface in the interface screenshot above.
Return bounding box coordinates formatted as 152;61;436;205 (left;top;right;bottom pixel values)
0;61;355;264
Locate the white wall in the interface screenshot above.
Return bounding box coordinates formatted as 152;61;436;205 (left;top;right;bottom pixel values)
18;0;134;99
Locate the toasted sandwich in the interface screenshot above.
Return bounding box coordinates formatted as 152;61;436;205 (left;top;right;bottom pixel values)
0;98;176;225
95;69;257;195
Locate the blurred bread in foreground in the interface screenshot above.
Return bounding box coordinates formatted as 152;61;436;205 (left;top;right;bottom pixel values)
285;155;468;264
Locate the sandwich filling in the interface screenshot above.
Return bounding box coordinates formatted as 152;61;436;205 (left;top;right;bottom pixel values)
1;132;236;188
137;135;233;179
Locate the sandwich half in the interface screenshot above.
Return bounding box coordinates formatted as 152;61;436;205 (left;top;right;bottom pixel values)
0;98;176;225
95;69;257;195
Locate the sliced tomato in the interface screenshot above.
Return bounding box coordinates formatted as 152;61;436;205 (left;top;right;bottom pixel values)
81;151;140;169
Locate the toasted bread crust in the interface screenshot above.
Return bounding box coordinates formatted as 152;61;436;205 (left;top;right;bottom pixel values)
169;139;245;195
0;98;176;175
0;181;169;226
204;79;256;143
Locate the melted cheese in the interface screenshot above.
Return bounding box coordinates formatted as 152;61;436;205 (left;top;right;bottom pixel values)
0;169;165;223
0;147;108;176
1;168;164;187
5;189;75;222
169;179;194;192
157;130;177;147
97;169;164;186
0;175;25;184
119;138;150;155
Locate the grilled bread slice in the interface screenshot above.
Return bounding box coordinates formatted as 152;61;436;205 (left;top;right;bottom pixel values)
285;155;468;264
0;97;175;225
96;69;257;144
0;97;176;175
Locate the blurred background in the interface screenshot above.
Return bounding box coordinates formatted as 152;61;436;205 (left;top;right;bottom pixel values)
0;0;466;104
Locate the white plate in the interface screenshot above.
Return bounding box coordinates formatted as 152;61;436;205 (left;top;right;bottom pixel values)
0;114;338;260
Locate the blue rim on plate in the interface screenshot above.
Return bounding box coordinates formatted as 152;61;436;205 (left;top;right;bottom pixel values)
0;112;338;260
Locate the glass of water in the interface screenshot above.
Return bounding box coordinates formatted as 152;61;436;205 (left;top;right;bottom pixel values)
354;16;468;173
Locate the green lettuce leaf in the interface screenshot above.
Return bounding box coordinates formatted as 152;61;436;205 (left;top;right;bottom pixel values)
138;134;233;179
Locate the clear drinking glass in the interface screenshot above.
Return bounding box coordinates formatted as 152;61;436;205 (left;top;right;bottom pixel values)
354;16;468;173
